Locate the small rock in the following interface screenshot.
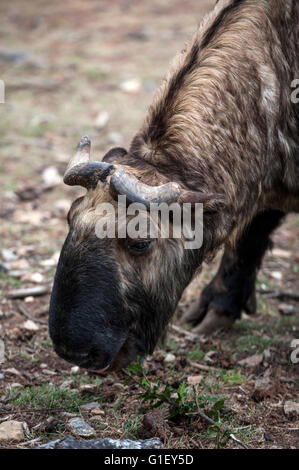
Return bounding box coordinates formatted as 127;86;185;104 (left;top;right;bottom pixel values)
252;375;275;401
9;383;23;389
90;408;105;416
284;401;299;418
238;353;263;368
67;417;95;437
29;272;45;284
94;110;109;129
24;296;34;303
187;375;203;385
120;78;142;93
60;380;74;390
164;353;176;363
37;436;163;449
0;339;5;364
278;304;295;316
80;402;100;411
42;369;56;376
272;248;291;258
0;420;25;442
22;320;39;332
0;373;4;380
70;366;79;374
7;270;23;279
5;367;21;377
270;271;282;281
42;166;62;187
61;412;78;418
1;249;18;262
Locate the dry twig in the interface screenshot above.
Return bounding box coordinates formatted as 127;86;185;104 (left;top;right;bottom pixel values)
7;285;51;299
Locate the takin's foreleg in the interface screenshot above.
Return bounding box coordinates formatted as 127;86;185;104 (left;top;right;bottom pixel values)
181;210;286;334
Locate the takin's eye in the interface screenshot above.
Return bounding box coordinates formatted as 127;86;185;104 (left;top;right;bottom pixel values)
128;240;152;254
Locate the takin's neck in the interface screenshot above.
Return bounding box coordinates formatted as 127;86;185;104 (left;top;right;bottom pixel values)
128;0;297;251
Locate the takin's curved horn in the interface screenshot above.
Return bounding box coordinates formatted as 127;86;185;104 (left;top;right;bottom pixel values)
64;135;114;189
109;168;223;207
109;168;181;208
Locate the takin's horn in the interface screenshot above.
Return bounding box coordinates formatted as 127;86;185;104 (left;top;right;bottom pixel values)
109;168;181;208
63;135;114;189
109;168;223;207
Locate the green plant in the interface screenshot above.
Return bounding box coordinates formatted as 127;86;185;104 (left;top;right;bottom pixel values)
125;361;197;418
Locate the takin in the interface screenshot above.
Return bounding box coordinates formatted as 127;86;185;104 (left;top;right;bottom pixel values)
49;0;299;372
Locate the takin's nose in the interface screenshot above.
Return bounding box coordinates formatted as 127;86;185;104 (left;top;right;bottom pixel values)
50;328;125;371
53;341;115;371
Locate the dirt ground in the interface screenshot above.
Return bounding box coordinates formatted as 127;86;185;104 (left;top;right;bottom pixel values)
0;0;298;450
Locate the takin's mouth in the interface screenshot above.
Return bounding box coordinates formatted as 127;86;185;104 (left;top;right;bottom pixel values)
87;335;145;374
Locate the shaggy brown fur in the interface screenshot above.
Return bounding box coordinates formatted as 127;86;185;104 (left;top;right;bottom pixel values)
109;0;299;252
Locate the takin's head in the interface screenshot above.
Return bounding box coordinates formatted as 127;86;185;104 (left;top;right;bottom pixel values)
49;136;218;372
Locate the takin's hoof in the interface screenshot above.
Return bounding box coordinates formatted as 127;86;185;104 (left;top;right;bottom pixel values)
192;309;234;335
179;298;205;326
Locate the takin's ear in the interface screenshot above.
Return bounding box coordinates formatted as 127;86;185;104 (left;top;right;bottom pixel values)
178;189;226;208
102;147;128;164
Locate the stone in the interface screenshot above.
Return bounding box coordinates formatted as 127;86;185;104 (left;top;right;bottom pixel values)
120;78;142;93
1;249;18;261
238;353;263;368
270;271;282;281
22;320;39;331
67;417;95;437
164;353;176;363
5;367;21;376
60;379;74;390
278;304;295;316
9;383;22;389
42;166;62;187
252;375;275;401
70;366;79;374
90;408;105;416
284;401;299;418
80;401;100;411
187;375;203;385
37;436;163;449
0;420;25;442
42;369;56;376
29;272;45;284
